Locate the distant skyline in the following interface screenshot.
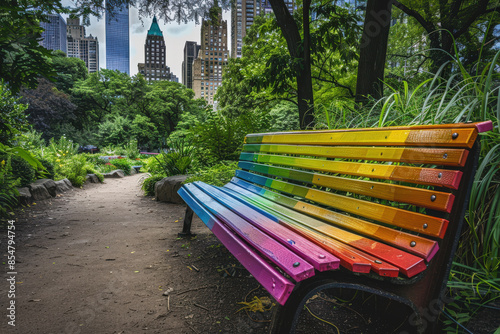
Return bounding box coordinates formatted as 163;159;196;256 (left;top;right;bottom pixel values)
62;4;231;82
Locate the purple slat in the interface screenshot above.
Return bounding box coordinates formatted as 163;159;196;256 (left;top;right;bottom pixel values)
178;186;295;305
195;182;340;271
183;183;315;282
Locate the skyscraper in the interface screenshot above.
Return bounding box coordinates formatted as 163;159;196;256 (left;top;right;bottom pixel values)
231;0;261;58
137;16;173;82
40;14;67;53
106;2;129;74
182;41;200;88
67;17;99;73
192;8;229;106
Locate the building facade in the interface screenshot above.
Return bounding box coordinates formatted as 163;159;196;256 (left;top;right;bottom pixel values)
192;9;229;105
231;0;261;58
182;41;200;88
40;14;67;53
106;2;129;74
261;0;296;14
137;16;173;82
67;17;99;73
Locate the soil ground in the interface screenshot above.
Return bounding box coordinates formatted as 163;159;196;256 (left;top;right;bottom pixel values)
0;174;498;334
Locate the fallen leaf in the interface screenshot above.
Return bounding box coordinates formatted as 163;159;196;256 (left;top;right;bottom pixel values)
134;271;140;273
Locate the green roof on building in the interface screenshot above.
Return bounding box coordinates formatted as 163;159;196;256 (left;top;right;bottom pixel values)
147;16;163;36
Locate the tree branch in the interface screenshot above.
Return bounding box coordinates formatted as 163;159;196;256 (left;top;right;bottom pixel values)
391;0;436;34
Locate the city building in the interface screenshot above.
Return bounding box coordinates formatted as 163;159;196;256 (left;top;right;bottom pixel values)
182;41;201;88
106;2;130;74
231;0;261;58
137;16;173;82
191;8;229;105
39;13;67;53
66;17;99;73
261;0;296;15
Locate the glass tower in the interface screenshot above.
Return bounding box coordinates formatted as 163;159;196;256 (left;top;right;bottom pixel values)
106;2;130;75
40;14;67;53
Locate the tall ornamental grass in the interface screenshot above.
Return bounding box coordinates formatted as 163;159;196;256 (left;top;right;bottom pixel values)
320;49;499;332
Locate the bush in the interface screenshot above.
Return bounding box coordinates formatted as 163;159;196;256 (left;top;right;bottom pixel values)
108;158;133;175
0;154;35;187
153;138;194;176
0;158;19;219
55;154;93;187
184;161;239;187
37;157;55;179
141;174;166;196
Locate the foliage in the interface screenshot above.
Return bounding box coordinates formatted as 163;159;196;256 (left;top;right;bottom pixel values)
50;50;88;93
46;136;78;158
0;1;67;94
0;158;19;220
21;78;77;141
55;154;94;187
97;115;134;147
0;82;29;145
185;161;239;187
154;138;194;176
0;153;36;187
108;158;134;176
114;140;140;160
141;174;166;196
37;157;55;180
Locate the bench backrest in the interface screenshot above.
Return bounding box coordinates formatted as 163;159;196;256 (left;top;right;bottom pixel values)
231;121;492;283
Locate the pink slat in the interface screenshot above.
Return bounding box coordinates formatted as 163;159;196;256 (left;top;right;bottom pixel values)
212;219;295;305
475;121;493;133
178;185;295;305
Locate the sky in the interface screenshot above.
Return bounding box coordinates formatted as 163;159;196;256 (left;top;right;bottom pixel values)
63;4;231;83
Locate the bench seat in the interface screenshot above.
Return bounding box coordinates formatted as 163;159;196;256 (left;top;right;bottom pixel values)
177;121;493;332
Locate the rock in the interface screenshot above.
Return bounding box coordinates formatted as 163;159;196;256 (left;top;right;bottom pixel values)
55;180;71;194
62;178;72;188
29;184;52;201
103;170;125;178
86;174;100;183
130;167;137;175
155;175;189;204
31;179;57;197
17;187;33;205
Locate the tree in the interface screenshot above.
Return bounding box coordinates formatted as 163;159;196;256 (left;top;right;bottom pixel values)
20;78;77;141
0;1;71;93
50;50;88;93
0;82;29;145
393;0;500;71
355;0;392;103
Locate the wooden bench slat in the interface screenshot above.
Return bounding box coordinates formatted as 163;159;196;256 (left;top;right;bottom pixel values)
225;182;432;277
222;184;431;277
243;144;469;166
240;153;463;189
239;161;455;212
244;121;492;137
245;128;478;148
177;187;295;305
182;183;316;282
236;170;449;238
192;182;340;272
228;178;440;261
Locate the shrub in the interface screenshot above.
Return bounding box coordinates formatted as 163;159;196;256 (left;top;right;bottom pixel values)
141;174;166;196
0;153;35;187
184;161;239;187
108;158;133;175
153;138;194;176
0;158;19;219
56;155;93;187
37;157;55;179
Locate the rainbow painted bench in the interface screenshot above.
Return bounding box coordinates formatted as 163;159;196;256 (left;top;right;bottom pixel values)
177;121;492;333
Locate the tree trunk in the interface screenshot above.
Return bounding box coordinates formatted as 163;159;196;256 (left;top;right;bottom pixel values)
269;0;315;129
355;0;392;104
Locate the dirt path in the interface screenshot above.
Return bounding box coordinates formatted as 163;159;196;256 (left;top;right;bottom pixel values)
0;174;271;334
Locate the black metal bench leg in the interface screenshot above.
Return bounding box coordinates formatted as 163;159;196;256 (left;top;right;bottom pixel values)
178;206;196;238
